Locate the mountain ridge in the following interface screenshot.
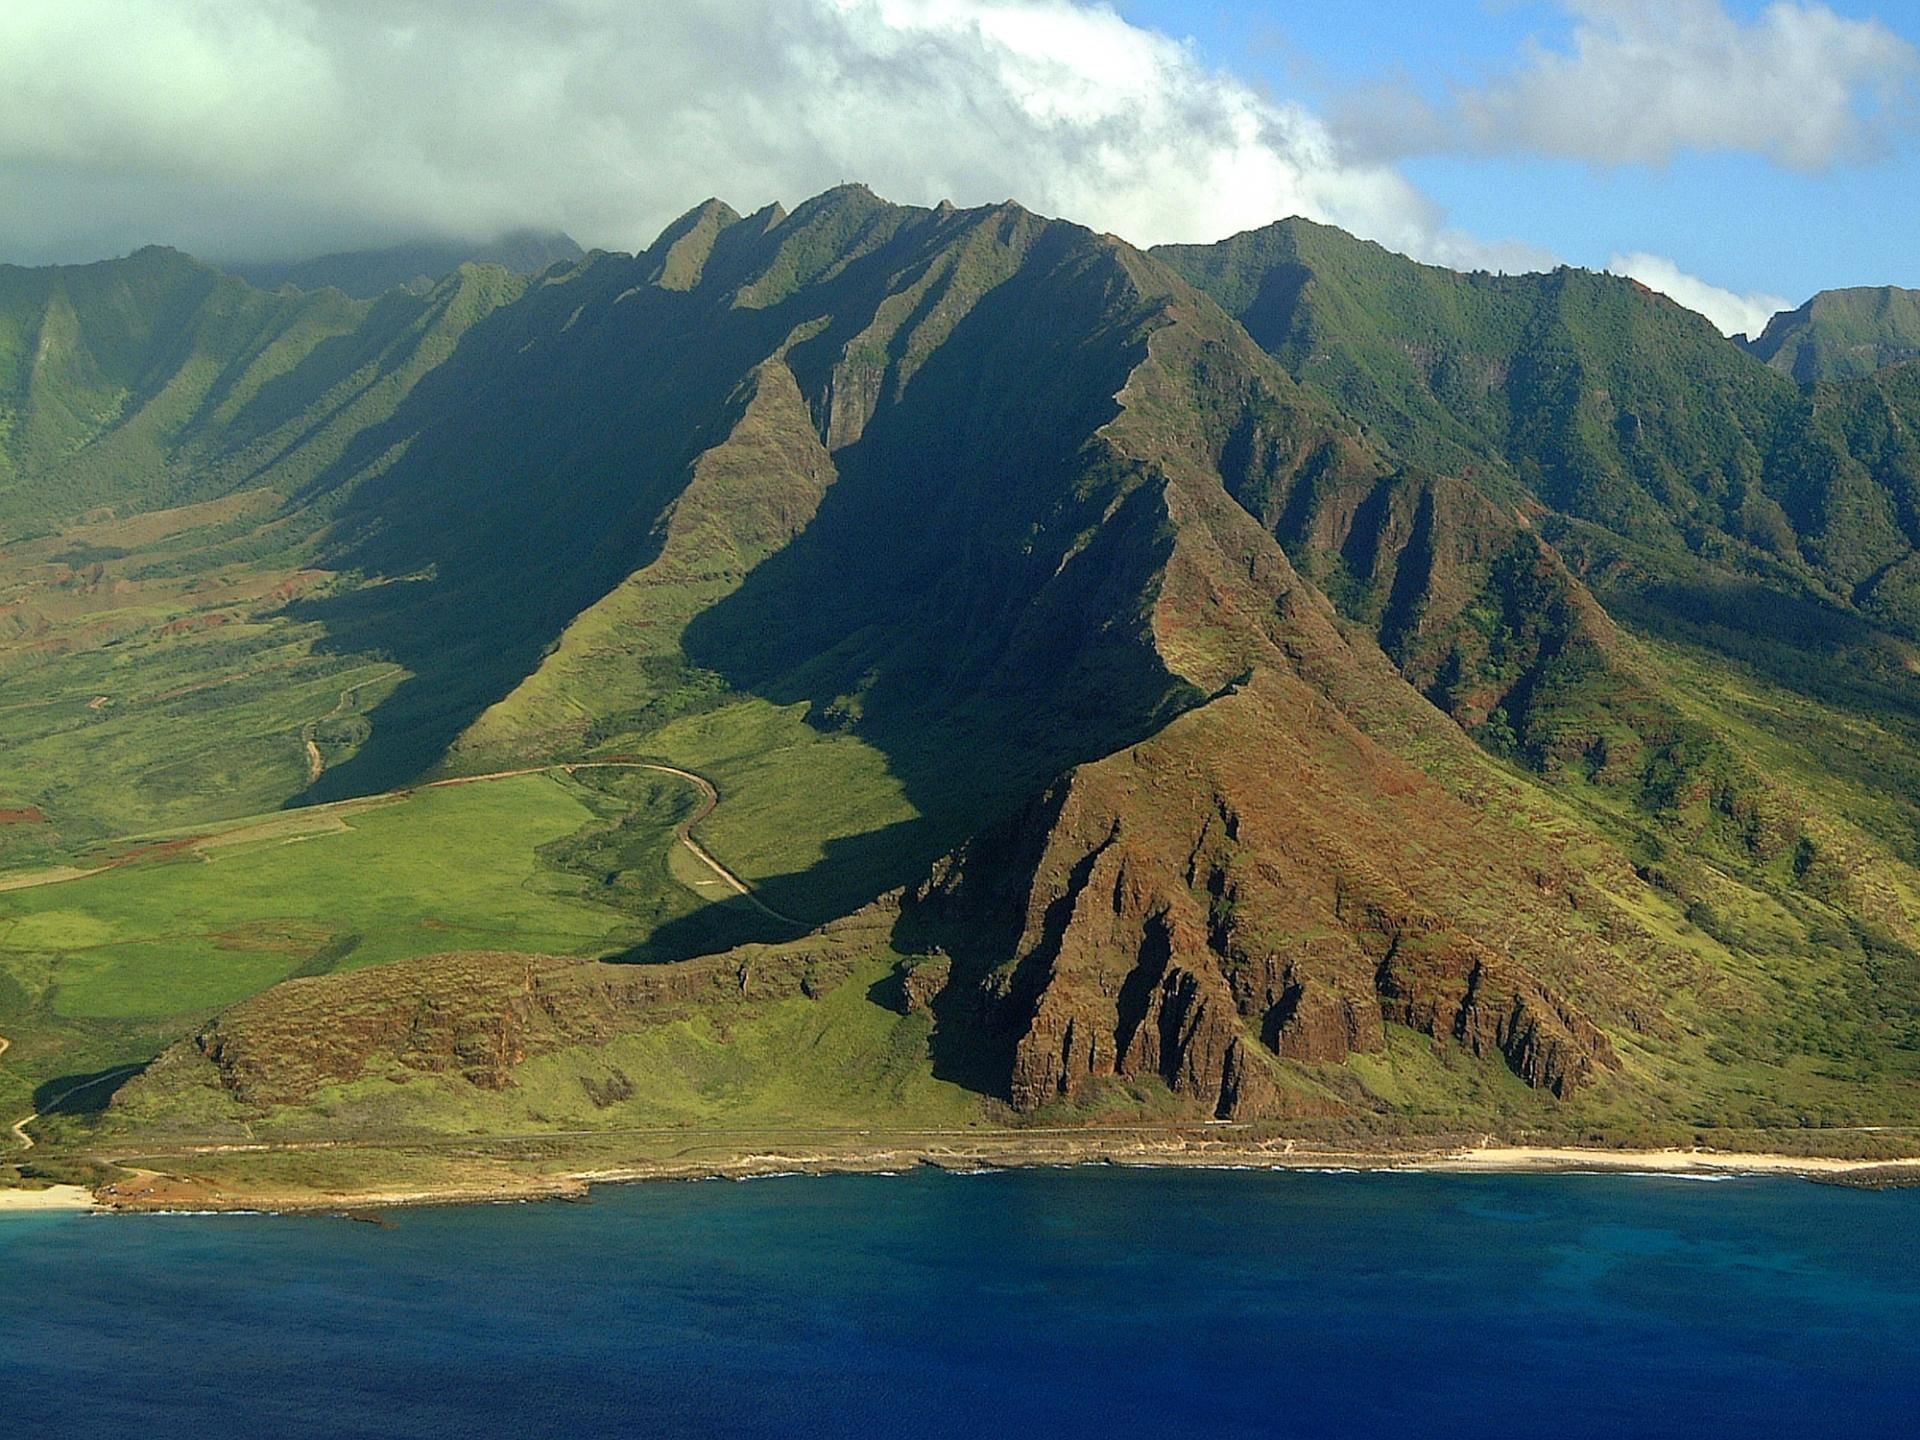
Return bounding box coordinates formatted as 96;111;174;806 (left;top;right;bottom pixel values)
1745;285;1920;384
6;190;1920;1198
225;230;585;300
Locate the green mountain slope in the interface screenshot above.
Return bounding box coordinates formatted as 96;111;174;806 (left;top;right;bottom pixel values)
1155;219;1920;834
5;193;1920;1200
1154;221;1920;627
1747;287;1920;383
0;251;534;858
0;246;530;524
228;230;584;299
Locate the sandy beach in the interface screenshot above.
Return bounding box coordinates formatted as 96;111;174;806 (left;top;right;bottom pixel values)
0;1183;96;1213
1416;1146;1920;1178
532;1139;1920;1203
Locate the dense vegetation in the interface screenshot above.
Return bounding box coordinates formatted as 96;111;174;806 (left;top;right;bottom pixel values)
1745;286;1920;383
4;193;1920;1199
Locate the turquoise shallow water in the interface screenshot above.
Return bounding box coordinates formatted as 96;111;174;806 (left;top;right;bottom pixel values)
4;1167;1917;1437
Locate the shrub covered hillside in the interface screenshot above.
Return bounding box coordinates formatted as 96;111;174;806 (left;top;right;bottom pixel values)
4;190;1920;1190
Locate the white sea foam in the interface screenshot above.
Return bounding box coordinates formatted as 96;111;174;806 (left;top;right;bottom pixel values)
1554;1169;1746;1183
1276;1166;1363;1174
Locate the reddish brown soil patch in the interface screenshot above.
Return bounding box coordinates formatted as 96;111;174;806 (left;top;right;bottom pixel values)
0;806;45;825
98;1171;224;1211
156;611;237;638
90;833;209;872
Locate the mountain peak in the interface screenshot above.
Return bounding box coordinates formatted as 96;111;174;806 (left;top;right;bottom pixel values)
643;198;744;290
1747;284;1920;383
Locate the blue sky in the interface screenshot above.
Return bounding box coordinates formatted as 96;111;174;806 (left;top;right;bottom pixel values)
1;1;1914;333
1119;0;1920;306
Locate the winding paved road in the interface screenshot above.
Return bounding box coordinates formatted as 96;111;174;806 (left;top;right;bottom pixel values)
0;758;803;925
561;762;804;930
412;760;803;928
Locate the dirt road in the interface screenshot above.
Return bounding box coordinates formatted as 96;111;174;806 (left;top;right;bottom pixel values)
301;666;405;787
4;1037;149;1153
561;761;804;929
0;1032;29;1151
0;759;807;918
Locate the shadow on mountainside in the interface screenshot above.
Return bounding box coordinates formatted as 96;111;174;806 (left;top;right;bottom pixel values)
659;228;1195;921
277;196;1205;940
280;244;805;802
32;1062;150;1119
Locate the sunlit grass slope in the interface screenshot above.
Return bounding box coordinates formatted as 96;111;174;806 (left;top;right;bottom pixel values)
0;769;772;1124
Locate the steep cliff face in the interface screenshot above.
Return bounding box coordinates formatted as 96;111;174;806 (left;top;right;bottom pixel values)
904;672;1621;1120
863;266;1630;1121
1234;467;1620;726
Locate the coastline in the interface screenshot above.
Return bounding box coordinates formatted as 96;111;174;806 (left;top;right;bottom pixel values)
0;1183;96;1213
1414;1146;1920;1178
25;1133;1919;1215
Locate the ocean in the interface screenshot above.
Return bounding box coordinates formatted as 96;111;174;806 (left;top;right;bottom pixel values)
4;1167;1916;1437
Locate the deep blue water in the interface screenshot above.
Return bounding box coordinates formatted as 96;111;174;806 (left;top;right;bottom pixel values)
4;1167;1918;1438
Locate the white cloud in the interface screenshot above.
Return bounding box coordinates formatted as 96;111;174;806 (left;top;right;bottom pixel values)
0;0;1538;269
1342;0;1918;169
1607;251;1792;337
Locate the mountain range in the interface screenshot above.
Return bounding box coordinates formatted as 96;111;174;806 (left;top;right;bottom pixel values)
226;230;585;300
4;187;1919;1199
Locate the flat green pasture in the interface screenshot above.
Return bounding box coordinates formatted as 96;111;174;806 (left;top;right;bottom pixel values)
0;771;763;1123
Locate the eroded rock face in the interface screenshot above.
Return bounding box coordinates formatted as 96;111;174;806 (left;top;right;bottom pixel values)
194;953;561;1104
904;671;1620;1118
189;943;858;1107
1264;980;1380;1064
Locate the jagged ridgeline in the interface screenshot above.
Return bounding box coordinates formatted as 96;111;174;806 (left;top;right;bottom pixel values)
6;187;1920;1175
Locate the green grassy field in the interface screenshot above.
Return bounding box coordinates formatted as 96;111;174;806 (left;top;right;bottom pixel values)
632;699;921;921
0;768;771;1125
0;489;392;864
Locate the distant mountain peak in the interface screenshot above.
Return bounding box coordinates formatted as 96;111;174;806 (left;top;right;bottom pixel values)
1745;284;1920;384
643;199;744;290
226;230;585;299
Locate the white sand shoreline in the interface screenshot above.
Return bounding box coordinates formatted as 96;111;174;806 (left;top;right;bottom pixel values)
11;1141;1920;1216
1399;1146;1920;1177
0;1183;96;1213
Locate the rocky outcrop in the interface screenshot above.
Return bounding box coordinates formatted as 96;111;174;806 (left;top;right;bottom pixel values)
187;939;861;1108
1377;940;1615;1098
903;669;1622;1119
